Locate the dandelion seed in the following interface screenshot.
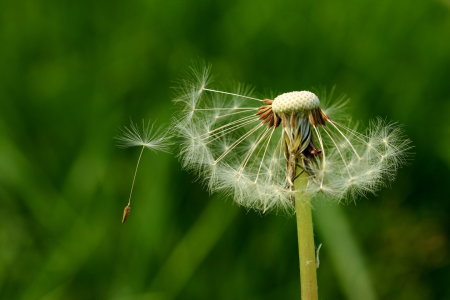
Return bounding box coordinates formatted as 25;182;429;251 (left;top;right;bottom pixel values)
174;66;411;212
117;121;171;223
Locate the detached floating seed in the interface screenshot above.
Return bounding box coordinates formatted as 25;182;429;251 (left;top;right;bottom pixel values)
116;120;171;224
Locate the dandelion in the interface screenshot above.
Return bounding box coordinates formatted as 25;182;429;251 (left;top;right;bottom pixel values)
117;121;171;223
173;66;411;299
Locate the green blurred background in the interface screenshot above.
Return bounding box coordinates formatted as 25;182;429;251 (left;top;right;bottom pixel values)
1;0;449;299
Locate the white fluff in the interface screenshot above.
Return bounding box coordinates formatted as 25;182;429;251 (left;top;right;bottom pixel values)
117;121;171;152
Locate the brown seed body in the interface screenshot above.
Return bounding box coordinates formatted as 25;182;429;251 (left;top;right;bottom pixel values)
122;205;131;224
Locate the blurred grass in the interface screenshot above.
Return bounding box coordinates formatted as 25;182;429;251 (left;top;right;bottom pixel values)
315;202;376;300
0;0;449;299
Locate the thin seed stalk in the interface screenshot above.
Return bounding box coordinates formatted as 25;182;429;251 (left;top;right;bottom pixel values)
294;171;318;300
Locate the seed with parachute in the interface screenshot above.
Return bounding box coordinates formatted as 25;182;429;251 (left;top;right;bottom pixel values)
117;121;171;223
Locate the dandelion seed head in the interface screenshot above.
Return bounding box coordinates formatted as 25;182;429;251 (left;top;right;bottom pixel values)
174;66;411;212
272;91;320;114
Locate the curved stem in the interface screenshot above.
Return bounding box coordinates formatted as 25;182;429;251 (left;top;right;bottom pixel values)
295;172;318;300
127;145;145;206
122;145;145;223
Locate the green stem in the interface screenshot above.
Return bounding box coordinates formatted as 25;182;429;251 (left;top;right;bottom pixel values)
295;173;318;300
